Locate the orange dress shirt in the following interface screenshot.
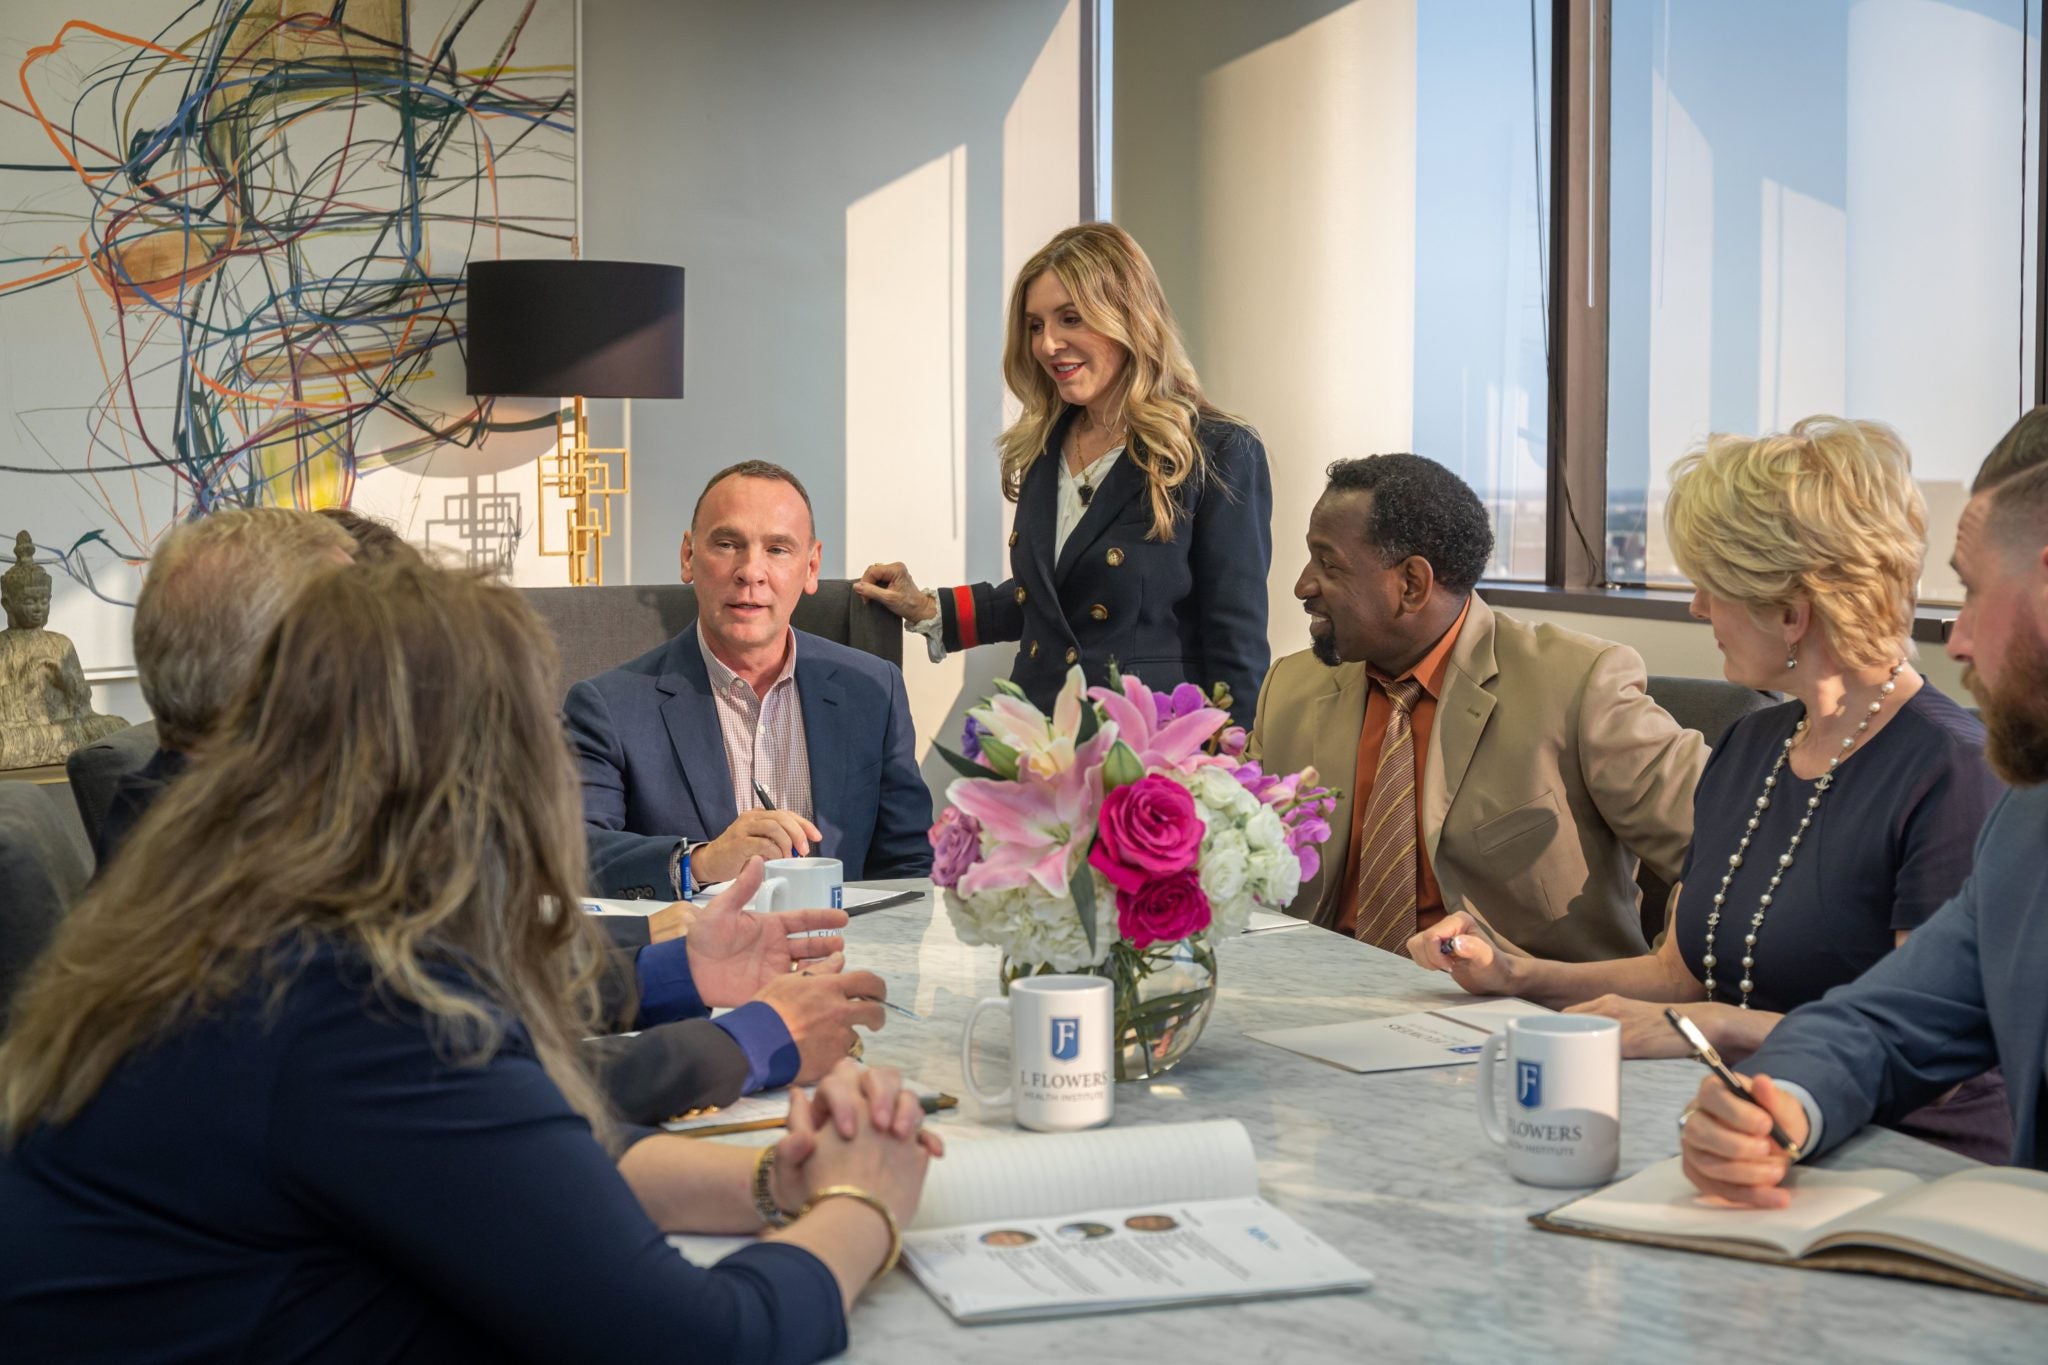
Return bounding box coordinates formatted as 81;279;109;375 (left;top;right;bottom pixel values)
1334;600;1471;936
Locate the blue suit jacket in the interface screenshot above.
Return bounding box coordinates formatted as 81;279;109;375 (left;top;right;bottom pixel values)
1742;781;2048;1168
564;624;933;896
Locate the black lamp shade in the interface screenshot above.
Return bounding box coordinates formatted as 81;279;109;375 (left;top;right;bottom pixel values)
465;259;684;398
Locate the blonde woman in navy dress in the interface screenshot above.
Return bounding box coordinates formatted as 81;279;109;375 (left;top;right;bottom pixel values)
856;222;1273;726
1406;417;2009;1159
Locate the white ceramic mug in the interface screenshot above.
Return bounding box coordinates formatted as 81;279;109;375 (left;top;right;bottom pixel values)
1477;1014;1621;1187
758;856;842;911
959;975;1114;1132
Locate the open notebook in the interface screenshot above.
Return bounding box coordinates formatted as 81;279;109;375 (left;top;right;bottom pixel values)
1535;1156;2048;1302
896;1119;1371;1323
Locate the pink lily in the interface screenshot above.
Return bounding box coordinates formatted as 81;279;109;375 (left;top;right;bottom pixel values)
1088;675;1228;771
949;724;1118;898
970;666;1091;778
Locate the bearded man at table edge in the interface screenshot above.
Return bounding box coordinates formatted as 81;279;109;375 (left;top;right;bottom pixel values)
1246;454;1705;962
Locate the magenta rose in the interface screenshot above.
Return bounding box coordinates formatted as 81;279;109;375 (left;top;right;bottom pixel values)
1116;870;1212;949
928;807;983;889
1086;773;1205;894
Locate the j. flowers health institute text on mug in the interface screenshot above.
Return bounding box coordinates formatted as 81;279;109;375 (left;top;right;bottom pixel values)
758;857;842;911
1476;1014;1620;1187
959;976;1113;1132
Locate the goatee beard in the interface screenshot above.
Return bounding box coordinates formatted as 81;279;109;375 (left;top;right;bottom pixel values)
1311;635;1342;668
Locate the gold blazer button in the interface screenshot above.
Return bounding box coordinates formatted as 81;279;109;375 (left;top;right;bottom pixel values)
1064;646;1079;664
1029;640;1040;658
1089;603;1109;621
1106;547;1125;567
1015;586;1028;604
1009;530;1020;547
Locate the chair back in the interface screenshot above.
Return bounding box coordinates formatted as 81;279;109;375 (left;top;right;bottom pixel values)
66;721;160;860
0;783;91;1027
522;581;905;702
1635;676;1779;944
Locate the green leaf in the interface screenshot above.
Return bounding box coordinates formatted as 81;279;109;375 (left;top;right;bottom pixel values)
1102;740;1145;790
931;743;988;780
1076;698;1101;745
1072;856;1099;956
990;678;1029;700
977;735;1021;780
1106;658;1124;690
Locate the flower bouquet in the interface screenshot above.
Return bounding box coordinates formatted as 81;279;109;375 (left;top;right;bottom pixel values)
928;666;1337;1080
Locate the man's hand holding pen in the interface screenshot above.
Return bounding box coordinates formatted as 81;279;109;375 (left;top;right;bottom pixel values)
1678;1072;1813;1209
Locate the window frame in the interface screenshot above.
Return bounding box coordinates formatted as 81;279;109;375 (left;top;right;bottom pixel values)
1516;0;2048;643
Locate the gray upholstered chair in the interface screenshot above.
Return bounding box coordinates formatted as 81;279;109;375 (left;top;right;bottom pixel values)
1634;675;1779;944
0;782;92;1026
67;721;160;860
522;581;904;702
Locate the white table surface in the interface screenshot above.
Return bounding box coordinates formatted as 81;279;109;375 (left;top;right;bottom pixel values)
692;881;2044;1362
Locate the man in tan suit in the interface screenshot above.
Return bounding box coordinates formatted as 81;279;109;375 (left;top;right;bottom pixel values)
1248;454;1704;962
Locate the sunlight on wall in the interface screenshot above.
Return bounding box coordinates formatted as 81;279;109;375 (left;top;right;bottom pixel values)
1192;0;1417;658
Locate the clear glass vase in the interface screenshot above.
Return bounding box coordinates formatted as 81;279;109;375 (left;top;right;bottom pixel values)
1004;936;1218;1082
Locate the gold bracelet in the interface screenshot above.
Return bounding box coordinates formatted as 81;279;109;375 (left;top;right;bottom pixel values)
751;1145;794;1229
799;1184;902;1284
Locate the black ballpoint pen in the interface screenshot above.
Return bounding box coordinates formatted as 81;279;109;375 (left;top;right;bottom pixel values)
753;780;775;811
1665;1007;1804;1158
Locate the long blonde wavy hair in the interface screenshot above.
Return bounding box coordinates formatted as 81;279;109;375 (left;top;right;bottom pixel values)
999;222;1230;541
0;561;614;1143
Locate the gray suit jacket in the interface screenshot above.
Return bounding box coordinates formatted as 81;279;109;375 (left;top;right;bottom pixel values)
1743;781;2048;1168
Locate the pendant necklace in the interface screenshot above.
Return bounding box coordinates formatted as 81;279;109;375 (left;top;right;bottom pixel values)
1701;660;1905;1007
1069;416;1125;506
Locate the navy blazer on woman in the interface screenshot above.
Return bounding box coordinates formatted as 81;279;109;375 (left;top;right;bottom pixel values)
936;414;1273;726
0;943;844;1363
565;624;932;897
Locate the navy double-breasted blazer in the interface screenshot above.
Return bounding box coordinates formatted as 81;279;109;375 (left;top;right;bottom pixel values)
936;412;1273;726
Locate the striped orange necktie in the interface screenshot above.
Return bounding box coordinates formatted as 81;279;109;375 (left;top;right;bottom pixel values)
1351;676;1424;952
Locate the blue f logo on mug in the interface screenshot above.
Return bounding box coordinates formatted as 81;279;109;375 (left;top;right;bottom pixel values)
1050;1016;1081;1061
1515;1059;1543;1109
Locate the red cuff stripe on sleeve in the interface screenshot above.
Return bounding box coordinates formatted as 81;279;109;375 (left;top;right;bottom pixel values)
952;584;979;650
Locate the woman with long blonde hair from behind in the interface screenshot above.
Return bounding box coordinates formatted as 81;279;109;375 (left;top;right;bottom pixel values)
0;559;934;1363
857;221;1273;725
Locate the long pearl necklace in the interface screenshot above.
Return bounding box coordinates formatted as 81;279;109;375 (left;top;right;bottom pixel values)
1702;661;1906;1007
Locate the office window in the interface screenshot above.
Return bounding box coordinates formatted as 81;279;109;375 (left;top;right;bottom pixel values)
1414;0;1553;581
1604;0;2040;602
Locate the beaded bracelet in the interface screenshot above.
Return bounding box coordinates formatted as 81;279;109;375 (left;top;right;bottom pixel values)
751;1146;794;1229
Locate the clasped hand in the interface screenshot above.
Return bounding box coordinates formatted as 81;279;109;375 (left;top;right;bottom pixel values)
766;1058;943;1228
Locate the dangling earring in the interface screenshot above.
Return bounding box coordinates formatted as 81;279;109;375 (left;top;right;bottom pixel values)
1784;647;1799;671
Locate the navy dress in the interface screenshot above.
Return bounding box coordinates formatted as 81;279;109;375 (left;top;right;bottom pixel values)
1675;685;2009;1158
0;944;844;1364
937;412;1273;727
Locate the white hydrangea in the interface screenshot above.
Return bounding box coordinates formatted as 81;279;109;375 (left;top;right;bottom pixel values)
941;864;1118;972
1174;766;1302;938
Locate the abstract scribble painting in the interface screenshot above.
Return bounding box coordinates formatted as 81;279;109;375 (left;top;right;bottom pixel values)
0;0;574;650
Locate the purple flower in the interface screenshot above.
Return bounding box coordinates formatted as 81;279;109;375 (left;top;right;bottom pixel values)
960;714;987;763
1087;774;1205;894
1218;725;1249;758
1117;870;1212;949
1152;681;1210;728
928;807;984;889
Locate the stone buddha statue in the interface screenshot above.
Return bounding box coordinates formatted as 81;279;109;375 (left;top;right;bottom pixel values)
0;530;128;769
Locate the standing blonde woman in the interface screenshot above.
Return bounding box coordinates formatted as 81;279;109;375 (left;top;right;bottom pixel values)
856;221;1273;725
0;560;935;1362
1406;416;2009;1159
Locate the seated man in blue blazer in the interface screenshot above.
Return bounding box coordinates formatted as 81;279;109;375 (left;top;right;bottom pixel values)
566;459;933;899
1678;411;2048;1194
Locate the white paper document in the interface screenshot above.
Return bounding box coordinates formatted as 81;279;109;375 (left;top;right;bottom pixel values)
901;1195;1372;1323
1248;998;1553;1073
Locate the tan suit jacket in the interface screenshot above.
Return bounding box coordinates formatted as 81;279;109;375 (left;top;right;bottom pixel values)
1248;596;1705;961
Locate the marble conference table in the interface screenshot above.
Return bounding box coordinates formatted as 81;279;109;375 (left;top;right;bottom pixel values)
678;882;2040;1364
